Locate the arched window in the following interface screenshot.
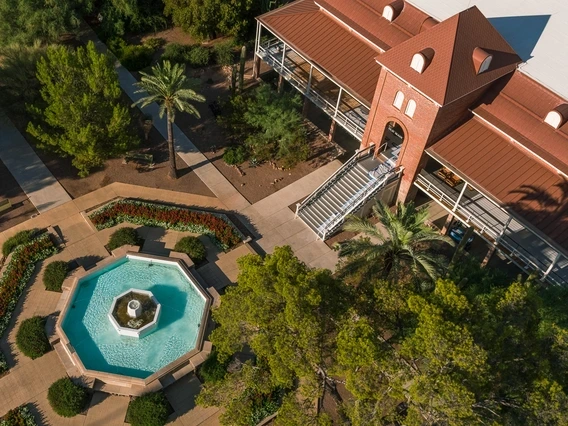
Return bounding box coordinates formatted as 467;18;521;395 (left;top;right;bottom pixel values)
545;110;564;129
393;91;404;110
479;55;493;73
410;53;426;73
405;100;416;118
382;5;395;22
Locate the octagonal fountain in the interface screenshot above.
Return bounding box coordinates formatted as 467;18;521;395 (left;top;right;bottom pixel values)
58;254;211;382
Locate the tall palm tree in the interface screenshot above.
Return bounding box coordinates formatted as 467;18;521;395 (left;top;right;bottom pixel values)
336;201;454;283
133;60;205;179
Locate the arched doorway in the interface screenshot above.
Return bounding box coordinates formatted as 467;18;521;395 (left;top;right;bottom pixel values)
378;121;404;163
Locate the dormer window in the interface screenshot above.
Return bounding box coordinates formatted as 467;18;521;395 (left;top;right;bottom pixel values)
545;110;565;129
473;47;493;74
382;1;403;22
410;53;426;73
383;6;395;21
393;91;404;109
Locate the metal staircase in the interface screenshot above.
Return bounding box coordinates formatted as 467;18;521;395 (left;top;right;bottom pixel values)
296;146;401;240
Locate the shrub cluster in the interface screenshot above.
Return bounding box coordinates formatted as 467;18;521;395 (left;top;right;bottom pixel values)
213;40;236;67
43;261;68;292
223;145;248;165
198;351;228;383
174;236;206;263
2;229;36;257
127;391;170;426
0;404;37;426
16;316;50;359
162;43;211;67
47;378;88;418
0;234;58;336
108;37;154;71
107;227;140;251
0;350;7;374
89;200;241;249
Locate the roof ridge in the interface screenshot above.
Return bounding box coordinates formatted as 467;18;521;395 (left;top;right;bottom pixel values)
441;12;463;104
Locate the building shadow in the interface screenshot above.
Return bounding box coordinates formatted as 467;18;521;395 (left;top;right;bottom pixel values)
488;15;551;61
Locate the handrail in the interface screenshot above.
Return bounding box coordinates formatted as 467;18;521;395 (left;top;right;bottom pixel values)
296;144;375;217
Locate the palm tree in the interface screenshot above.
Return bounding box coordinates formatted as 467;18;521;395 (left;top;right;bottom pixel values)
335;201;454;283
133;60;205;179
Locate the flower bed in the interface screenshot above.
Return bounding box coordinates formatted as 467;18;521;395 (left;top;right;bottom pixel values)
0;234;58;337
0;404;37;426
89;200;242;249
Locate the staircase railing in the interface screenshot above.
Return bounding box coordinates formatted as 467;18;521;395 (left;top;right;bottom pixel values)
317;164;402;240
295;144;375;218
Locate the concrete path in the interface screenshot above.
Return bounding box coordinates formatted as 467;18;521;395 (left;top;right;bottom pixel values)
0;112;72;213
79;27;251;212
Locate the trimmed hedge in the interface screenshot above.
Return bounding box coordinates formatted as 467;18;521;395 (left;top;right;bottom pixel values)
0;234;58;337
2;229;36;257
47;378;88;418
174;236;206;263
16;316;50;359
89;200;241;249
43;261;68;292
127;391;169;426
0;404;37;426
107;227;140;251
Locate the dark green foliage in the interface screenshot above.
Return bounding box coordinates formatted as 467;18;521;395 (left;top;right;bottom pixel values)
161;43;211;67
120;45;154;71
127;391;169;426
2;229;36;257
107;227;140;251
219;84;309;167
238;45;246;93
97;0;167;40
222;145;248;165
47;378;88;418
143;37;166;50
43;261;69;292
198;351;228;383
27;42;138;177
187;45;211;67
213;40;236;66
0;349;8;374
174;236;206;262
15;316;50;359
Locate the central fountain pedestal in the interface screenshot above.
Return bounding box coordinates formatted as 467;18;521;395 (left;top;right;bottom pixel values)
108;289;161;338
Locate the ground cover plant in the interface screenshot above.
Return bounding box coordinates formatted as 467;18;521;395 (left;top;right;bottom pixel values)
2;229;37;257
43;261;69;292
47;377;88;418
0;404;37;426
0;233;58;336
107;227;140;251
16;316;50;359
89;199;241;249
174;236;206;263
126;391;170;426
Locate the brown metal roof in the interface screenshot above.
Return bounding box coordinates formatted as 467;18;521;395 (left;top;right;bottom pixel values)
376;6;521;105
258;0;383;105
474;72;568;175
316;0;433;51
428;118;568;252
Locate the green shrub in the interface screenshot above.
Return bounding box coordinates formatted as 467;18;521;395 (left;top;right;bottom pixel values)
187;46;211;67
198;351;228;383
162;43;191;63
1;404;37;426
174;236;206;263
15;316;50;359
127;391;169;426
214;40;236;66
47;377;88;418
107;227;140;251
143;37;165;50
223;145;249;165
43;261;68;292
0;350;8;374
120;45;154;71
107;37;127;56
2;229;36;257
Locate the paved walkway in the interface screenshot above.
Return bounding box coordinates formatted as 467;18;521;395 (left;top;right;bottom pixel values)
0;112;71;213
79;26;251;213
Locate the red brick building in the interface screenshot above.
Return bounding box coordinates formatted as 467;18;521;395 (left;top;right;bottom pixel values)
254;0;568;284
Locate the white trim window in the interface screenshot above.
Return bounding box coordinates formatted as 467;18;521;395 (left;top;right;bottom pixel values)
393;91;404;110
405;99;416;118
545;110;564;129
410;53;426;73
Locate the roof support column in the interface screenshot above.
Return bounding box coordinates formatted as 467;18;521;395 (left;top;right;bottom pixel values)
452;182;468;212
496;215;513;244
542;252;562;280
306;65;314;94
253;21;262;79
334;87;343;117
280;43;287;73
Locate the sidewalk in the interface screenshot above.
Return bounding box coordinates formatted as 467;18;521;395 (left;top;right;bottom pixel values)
0;112;71;213
79;26;251;213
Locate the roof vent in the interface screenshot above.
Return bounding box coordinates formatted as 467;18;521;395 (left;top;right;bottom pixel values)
382;0;404;22
420;17;438;33
544;109;566;129
410;48;434;74
472;47;493;74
